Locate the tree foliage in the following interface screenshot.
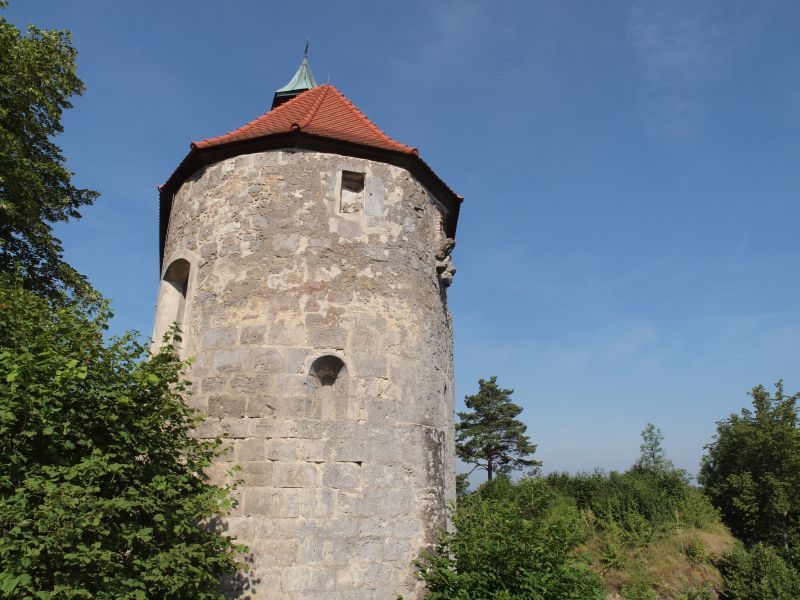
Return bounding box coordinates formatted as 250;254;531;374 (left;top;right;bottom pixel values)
0;278;244;598
719;543;800;600
416;477;605;599
0;2;99;301
635;423;675;473
456;377;540;481
699;382;800;566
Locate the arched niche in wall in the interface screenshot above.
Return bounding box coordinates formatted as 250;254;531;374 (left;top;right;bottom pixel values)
152;257;191;350
306;355;348;419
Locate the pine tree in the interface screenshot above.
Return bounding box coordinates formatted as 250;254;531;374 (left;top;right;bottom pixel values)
456;376;540;481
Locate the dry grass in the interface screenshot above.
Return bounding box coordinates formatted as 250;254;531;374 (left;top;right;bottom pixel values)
580;521;736;599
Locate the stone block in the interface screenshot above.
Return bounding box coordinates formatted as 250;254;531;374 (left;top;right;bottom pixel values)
240;324;266;344
242;488;279;516
250;537;297;567
308;326;347;349
300;488;335;518
296;438;327;462
334;490;363;518
338;218;364;240
329;436;367;463
201;376;225;394
322;462;360;489
273;462;317;488
274;373;308;396
252;418;292;439
358;516;392;538
202;327;238;350
352;351;388;378
268;325;306;346
272;232;302;255
229;374;273;395
245;395;276;418
211;348;246;372
245;347;283;371
208;395;247;418
216;439;236;462
283;347;308;373
352;537;384;563
237;438;265;461
364;176;385;216
192;417;221;439
282;565;334;592
223;515;254;540
222;417;252;438
265;438;297;461
363;487;414;517
277;395;308;419
234;154;254;170
351;326;379;348
200;241;217;261
238;460;273;486
360;463;409;488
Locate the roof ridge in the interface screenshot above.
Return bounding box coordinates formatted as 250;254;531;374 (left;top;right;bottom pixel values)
294;84;330;130
327;86;417;154
193;87;321;149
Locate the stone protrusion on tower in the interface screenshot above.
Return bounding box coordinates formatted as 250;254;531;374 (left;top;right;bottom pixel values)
153;61;463;599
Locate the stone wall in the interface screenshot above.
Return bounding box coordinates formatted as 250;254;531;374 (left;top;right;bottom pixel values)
154;149;456;599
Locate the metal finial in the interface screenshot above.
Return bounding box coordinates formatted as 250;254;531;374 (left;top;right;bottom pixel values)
304;39;309;58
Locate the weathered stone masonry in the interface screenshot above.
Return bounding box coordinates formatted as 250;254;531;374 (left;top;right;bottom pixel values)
154;146;458;598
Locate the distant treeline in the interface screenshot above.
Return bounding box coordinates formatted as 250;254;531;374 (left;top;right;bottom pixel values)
419;380;800;599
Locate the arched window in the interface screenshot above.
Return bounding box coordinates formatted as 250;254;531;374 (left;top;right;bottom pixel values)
152;258;191;348
306;355;348;419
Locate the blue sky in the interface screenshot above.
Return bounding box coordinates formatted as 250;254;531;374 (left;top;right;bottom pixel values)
7;1;800;476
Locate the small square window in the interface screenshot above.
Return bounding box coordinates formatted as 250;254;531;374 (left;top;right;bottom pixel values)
340;171;365;213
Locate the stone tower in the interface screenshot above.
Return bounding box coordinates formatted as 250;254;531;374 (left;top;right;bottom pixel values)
152;58;462;599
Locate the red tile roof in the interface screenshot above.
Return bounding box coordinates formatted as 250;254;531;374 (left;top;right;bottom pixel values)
192;84;418;155
158;84;463;268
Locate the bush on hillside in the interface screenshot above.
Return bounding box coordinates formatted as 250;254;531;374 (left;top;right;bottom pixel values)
719;543;800;600
416;477;604;599
546;468;718;540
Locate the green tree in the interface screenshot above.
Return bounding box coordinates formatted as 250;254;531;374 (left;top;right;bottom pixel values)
0;278;245;598
719;543;800;600
0;1;99;301
635;423;675;473
457;376;540;481
416;477;605;599
700;381;800;566
455;473;470;498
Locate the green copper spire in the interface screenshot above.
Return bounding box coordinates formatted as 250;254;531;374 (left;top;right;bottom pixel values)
272;42;318;109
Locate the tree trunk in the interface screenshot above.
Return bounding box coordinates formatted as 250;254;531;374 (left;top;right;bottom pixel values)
487;458;493;482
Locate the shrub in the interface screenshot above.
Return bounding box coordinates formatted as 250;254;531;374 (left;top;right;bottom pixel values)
678;587;714;600
0;278;244;598
620;572;658;600
719;543;800;600
416;477;604;599
546;469;718;538
685;539;710;565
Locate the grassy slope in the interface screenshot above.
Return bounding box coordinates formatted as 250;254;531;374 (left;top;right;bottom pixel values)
579;520;736;599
